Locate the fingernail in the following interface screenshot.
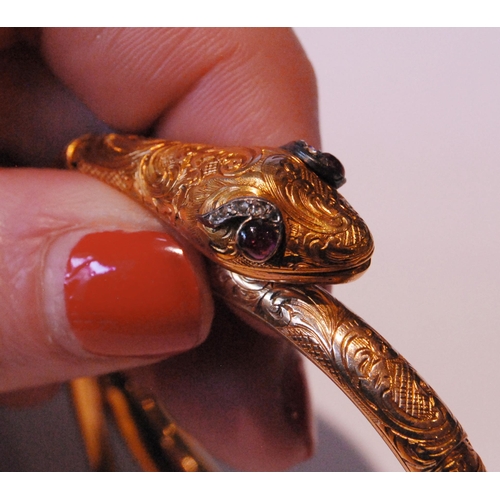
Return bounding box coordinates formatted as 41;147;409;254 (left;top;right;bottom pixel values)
64;231;206;356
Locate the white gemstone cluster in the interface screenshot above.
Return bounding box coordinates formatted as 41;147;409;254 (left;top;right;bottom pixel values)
199;197;282;228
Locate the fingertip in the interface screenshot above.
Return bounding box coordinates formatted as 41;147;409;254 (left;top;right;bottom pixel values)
41;28;320;147
0;169;213;391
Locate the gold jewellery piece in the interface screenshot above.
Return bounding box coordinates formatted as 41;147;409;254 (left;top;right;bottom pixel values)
66;134;485;472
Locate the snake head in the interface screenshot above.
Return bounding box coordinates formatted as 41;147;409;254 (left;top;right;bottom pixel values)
191;140;374;284
66;134;374;284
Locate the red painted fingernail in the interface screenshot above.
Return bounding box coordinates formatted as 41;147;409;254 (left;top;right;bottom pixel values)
64;231;205;356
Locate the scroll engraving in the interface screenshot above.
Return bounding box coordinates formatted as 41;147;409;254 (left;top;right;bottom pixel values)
211;267;486;472
66;134;374;283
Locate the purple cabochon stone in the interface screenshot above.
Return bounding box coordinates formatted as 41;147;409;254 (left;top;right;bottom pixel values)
237;220;280;261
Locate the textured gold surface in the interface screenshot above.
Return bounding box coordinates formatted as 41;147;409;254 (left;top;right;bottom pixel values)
69;377;114;471
211;268;485;472
101;374;216;472
67;134;373;283
66;134;485;471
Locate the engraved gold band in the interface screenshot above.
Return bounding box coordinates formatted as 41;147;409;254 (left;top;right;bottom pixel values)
66;135;485;471
210;267;485;472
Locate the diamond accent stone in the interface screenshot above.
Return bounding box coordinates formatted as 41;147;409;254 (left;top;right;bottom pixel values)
199;197;282;229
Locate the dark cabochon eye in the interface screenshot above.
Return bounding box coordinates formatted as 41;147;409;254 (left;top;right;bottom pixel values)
199;197;284;263
236;219;282;262
281;140;346;189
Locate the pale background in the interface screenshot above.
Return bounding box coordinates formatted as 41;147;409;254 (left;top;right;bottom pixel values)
291;28;500;471
0;28;498;472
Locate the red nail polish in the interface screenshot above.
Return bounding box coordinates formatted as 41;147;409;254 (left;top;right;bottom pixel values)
64;231;203;356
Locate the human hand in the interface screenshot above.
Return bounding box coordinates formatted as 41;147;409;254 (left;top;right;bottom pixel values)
0;28;319;470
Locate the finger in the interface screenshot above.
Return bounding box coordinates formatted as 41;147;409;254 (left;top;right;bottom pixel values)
41;28;320;147
0;168;213;393
128;299;312;472
1;29;318;161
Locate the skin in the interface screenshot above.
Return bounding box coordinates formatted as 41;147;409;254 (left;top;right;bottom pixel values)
0;28;320;470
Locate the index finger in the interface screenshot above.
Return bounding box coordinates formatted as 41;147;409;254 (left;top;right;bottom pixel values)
41;27;320;147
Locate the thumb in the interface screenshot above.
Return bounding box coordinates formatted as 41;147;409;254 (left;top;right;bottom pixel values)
0;167;213;392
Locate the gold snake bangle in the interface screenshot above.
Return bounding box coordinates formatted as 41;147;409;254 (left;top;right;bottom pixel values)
66;133;485;472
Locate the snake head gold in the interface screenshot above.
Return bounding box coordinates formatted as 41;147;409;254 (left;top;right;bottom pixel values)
66;134;374;284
